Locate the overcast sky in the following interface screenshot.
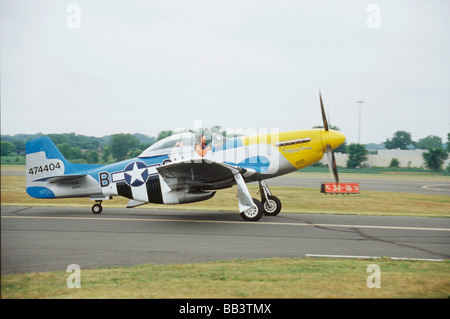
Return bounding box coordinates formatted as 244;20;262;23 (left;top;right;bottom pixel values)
1;0;449;144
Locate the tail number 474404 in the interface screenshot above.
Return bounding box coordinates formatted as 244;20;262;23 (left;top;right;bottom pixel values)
28;162;62;175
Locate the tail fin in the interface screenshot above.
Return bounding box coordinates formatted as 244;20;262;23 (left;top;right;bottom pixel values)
26;137;71;198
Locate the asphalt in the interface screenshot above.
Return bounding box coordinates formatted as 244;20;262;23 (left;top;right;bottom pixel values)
2;206;449;275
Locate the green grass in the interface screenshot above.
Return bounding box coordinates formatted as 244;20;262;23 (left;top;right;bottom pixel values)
0;156;26;165
2;174;449;217
2;258;449;298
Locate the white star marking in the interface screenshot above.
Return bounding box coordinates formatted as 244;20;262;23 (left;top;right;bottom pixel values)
125;163;147;185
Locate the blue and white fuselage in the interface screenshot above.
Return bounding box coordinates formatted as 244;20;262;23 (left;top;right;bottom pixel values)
26;132;294;207
26;122;345;221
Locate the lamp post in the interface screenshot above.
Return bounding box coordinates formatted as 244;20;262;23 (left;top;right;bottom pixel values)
356;101;364;144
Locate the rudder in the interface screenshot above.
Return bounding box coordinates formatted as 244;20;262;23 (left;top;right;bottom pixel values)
26;137;71;198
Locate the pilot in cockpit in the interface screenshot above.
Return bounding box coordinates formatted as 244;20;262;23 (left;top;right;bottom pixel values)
195;134;211;157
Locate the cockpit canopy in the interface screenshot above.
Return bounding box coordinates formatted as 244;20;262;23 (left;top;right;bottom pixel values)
138;132;229;158
138;132;196;158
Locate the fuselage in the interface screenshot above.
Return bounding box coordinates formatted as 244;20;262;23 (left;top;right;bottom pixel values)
26;129;345;205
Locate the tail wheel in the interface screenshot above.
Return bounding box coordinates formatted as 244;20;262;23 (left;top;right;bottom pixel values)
262;195;282;216
240;198;264;221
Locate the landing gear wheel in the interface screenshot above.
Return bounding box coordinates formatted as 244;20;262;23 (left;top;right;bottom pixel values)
240;198;264;221
262;195;282;216
92;203;103;214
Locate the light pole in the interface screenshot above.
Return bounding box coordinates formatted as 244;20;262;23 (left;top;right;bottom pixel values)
356;101;364;144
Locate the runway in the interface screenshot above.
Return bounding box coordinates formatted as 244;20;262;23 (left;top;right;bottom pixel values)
2;206;449;275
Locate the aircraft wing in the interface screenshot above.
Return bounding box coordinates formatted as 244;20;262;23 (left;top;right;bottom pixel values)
156;158;255;213
156;159;246;190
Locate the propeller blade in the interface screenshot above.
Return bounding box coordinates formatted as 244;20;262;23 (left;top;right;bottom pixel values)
319;90;329;131
320;90;340;185
325;145;339;185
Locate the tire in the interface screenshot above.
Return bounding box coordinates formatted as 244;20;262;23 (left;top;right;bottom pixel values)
92;204;103;214
240;198;263;221
262;195;282;216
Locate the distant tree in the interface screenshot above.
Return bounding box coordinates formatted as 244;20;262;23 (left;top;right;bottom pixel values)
101;146;112;163
12;140;26;155
156;130;173;142
447;133;450;152
57;143;82;160
129;147;145;158
210;125;222;134
347;143;368;168
334;142;347;154
48;133;100;150
110;134;140;161
56;143;71;158
422;148;448;172
1;141;16;156
384;131;413;149
389;158;400;168
133;133;156;145
416;135;442;150
85;150;99;164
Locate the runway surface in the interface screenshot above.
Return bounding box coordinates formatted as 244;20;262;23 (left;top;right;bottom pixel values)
2;206;449;274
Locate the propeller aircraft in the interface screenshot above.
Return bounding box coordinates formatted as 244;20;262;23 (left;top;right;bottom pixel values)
26;92;345;221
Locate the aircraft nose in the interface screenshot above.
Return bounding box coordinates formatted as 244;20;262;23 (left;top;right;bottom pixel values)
321;130;346;151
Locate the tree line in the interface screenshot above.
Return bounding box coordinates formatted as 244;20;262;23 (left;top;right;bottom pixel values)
1;128;449;172
0;126;228;164
1;132;156;164
384;130;449;172
311;128;449;172
384;130;448;151
344;131;450;172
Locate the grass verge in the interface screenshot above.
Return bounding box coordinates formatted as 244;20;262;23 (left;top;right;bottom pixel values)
2;257;449;298
2;175;449;217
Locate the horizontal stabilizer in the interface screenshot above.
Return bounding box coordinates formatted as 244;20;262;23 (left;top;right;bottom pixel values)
33;174;87;183
126;199;148;208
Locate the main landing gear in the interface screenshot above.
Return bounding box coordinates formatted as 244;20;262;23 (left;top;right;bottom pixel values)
92;200;103;214
239;198;263;221
258;180;282;216
241;180;282;221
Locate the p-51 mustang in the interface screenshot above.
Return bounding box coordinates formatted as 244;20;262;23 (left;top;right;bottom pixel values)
26;92;345;221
